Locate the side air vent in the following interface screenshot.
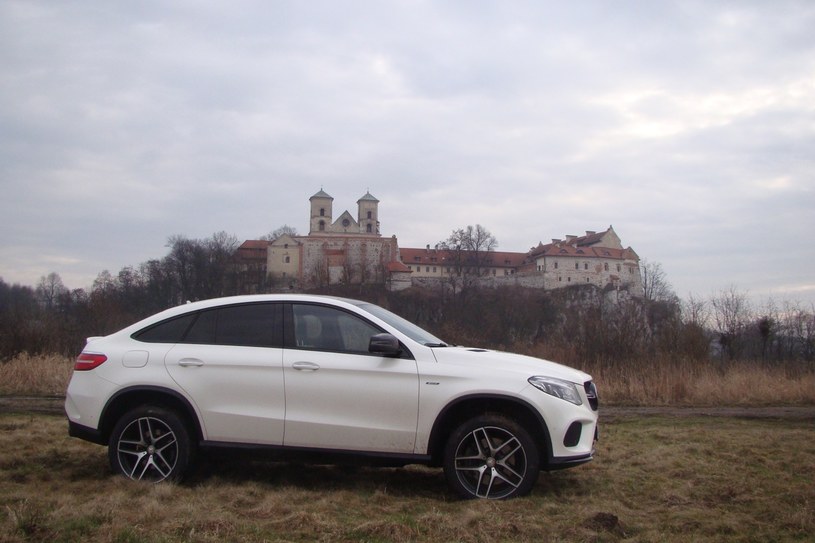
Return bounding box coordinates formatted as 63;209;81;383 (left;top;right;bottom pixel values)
584;381;599;411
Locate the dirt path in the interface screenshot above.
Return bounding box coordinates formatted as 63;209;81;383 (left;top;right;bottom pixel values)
3;395;815;420
0;396;66;415
601;405;815;421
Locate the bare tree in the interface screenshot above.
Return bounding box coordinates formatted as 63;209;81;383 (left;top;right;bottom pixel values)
710;286;751;361
440;224;498;278
35;272;67;309
640;259;675;303
682;293;710;327
261;225;298;241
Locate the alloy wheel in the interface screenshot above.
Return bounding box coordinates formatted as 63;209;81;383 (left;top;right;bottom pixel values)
115;416;179;482
453;425;528;499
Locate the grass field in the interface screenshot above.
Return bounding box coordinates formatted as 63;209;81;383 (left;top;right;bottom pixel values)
1;413;813;542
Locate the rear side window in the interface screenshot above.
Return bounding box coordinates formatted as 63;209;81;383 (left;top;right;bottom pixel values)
134;303;282;347
213;303;280;347
133;313;196;343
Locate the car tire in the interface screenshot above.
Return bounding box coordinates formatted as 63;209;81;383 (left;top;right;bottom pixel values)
443;414;540;499
108;405;194;483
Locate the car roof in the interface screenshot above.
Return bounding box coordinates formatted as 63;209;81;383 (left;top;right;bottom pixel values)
117;294;368;336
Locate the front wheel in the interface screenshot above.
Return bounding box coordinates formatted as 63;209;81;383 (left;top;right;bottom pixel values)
443;415;540;499
108;405;193;482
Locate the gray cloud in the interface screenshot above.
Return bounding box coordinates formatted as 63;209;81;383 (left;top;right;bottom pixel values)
1;0;813;304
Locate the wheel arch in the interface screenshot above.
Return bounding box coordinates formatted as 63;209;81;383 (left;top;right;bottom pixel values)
426;394;552;467
99;386;203;445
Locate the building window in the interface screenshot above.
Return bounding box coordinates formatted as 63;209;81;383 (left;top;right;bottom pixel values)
604;263;609;271
568;276;571;282
342;218;350;227
575;262;579;270
320;208;325;217
426;267;430;273
367;211;372;219
584;263;588;270
319;220;325;231
366;224;372;233
554;262;559;269
617;264;621;272
284;256;290;264
433;267;437;273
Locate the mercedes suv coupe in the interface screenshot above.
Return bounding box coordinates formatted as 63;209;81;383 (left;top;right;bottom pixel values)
65;294;598;499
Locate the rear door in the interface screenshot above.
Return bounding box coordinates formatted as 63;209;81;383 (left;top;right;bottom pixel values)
164;302;285;445
282;302;419;453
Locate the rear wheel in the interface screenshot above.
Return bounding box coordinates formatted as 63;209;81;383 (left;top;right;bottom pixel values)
108;406;193;482
443;415;539;499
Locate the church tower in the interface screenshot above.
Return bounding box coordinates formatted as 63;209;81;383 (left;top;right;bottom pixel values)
309;189;333;234
357;190;380;236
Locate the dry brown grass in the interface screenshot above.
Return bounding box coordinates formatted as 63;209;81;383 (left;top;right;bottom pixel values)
0;353;74;396
2;353;815;407
1;413;813;542
588;359;815;406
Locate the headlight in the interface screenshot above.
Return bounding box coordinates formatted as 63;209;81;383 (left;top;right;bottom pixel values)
528;376;583;405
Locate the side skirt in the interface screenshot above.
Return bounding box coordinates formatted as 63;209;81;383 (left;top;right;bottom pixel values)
199;441;432;468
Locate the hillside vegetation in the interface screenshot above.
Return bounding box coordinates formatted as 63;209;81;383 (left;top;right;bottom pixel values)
3;244;814;407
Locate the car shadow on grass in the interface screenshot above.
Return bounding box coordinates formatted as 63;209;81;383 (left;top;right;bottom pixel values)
189;449;452;499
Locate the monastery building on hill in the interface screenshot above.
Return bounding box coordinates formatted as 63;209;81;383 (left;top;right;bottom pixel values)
236;189;643;295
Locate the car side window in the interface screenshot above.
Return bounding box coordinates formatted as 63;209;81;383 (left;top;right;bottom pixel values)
132;313;197;343
183;303;282;347
292;304;381;354
135;304;282;347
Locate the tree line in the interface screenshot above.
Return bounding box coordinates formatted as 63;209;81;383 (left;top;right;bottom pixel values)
1;230;813;368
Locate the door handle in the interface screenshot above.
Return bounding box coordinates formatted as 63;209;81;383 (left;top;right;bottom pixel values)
178;358;204;367
292;361;320;371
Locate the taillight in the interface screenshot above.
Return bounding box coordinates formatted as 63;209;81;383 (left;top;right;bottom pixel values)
74;353;108;371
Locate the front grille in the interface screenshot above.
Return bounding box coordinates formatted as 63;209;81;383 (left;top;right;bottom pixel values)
584;381;599;411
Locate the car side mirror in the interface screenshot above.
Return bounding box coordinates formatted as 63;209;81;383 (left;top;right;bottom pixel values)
368;333;402;357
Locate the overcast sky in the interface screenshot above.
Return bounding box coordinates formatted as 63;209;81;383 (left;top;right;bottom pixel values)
2;0;814;306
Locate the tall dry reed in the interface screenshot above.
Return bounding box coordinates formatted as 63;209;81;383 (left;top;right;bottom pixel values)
587;358;815;406
0;353;74;396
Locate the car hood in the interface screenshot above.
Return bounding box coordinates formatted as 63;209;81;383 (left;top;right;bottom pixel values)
430;346;592;384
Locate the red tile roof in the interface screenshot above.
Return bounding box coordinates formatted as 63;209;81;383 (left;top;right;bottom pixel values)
387;260;411;273
239;240;269;250
400;248;525;267
527;244;629;261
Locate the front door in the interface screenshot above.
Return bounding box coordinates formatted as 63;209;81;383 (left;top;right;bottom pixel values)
282;303;419;453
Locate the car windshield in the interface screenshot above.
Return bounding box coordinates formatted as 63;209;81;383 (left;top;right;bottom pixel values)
356;302;447;347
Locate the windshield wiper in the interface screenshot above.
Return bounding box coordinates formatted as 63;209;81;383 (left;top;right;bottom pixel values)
424;342;449;347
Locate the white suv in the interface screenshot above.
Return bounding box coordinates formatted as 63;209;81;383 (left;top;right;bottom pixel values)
66;294;598;499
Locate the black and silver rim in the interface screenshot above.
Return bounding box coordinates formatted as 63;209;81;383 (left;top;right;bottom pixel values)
453;425;528;499
116;416;179;482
